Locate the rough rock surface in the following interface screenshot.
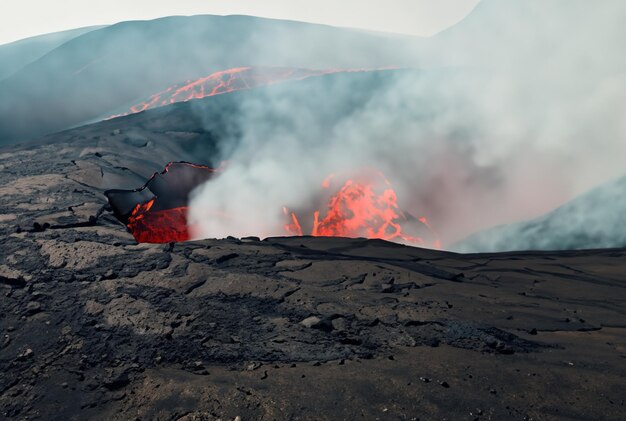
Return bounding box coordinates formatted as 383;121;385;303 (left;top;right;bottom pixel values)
0;128;625;420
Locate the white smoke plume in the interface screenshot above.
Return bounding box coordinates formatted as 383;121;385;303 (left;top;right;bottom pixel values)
188;0;626;248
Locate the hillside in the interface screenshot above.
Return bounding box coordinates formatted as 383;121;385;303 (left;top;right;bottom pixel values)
0;15;422;144
0;25;104;81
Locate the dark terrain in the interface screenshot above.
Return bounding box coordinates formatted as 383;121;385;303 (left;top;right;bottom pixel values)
0;118;625;420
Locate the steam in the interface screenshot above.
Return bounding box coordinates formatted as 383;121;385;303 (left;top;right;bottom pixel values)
187;0;626;249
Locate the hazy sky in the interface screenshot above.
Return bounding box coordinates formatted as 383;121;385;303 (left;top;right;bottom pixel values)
0;0;479;45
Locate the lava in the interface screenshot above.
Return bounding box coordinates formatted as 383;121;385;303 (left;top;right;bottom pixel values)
109;67;357;119
105;162;217;244
106;163;438;248
284;171;440;248
127;200;191;243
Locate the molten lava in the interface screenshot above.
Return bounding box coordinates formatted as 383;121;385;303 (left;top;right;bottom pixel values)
284;172;440;248
106;163;438;248
127;200;191;243
109;67;355;119
105;162;217;244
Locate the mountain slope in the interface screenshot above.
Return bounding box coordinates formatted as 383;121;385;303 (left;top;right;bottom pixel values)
0;15;422;144
0;26;104;81
455;175;626;252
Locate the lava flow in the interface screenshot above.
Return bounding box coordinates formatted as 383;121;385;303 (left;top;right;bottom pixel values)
109;67;354;119
284;171;440;248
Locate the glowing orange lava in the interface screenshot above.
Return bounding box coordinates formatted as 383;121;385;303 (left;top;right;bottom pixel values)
109;67;360;119
120;163;438;248
122;162;219;243
284;171;440;248
127;200;189;243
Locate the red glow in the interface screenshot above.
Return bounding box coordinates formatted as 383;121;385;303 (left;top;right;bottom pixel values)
123;162;218;243
284;171;440;248
109;67;360;119
128;200;191;243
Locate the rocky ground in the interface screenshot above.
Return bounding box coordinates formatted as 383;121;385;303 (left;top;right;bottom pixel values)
0;125;625;420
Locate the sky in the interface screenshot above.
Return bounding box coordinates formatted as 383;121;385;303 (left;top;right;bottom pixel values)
0;0;479;45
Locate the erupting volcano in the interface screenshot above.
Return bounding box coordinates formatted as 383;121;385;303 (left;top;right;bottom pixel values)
108;67;358;119
106;163;438;247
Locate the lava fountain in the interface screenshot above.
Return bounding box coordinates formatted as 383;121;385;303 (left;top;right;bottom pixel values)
284;171;440;248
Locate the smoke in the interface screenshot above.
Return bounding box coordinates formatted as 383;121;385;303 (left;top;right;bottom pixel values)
455;175;626;252
186;0;626;248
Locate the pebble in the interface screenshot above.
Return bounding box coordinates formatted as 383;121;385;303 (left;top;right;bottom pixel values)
17;348;34;361
246;362;262;371
300;316;321;328
25;301;42;315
